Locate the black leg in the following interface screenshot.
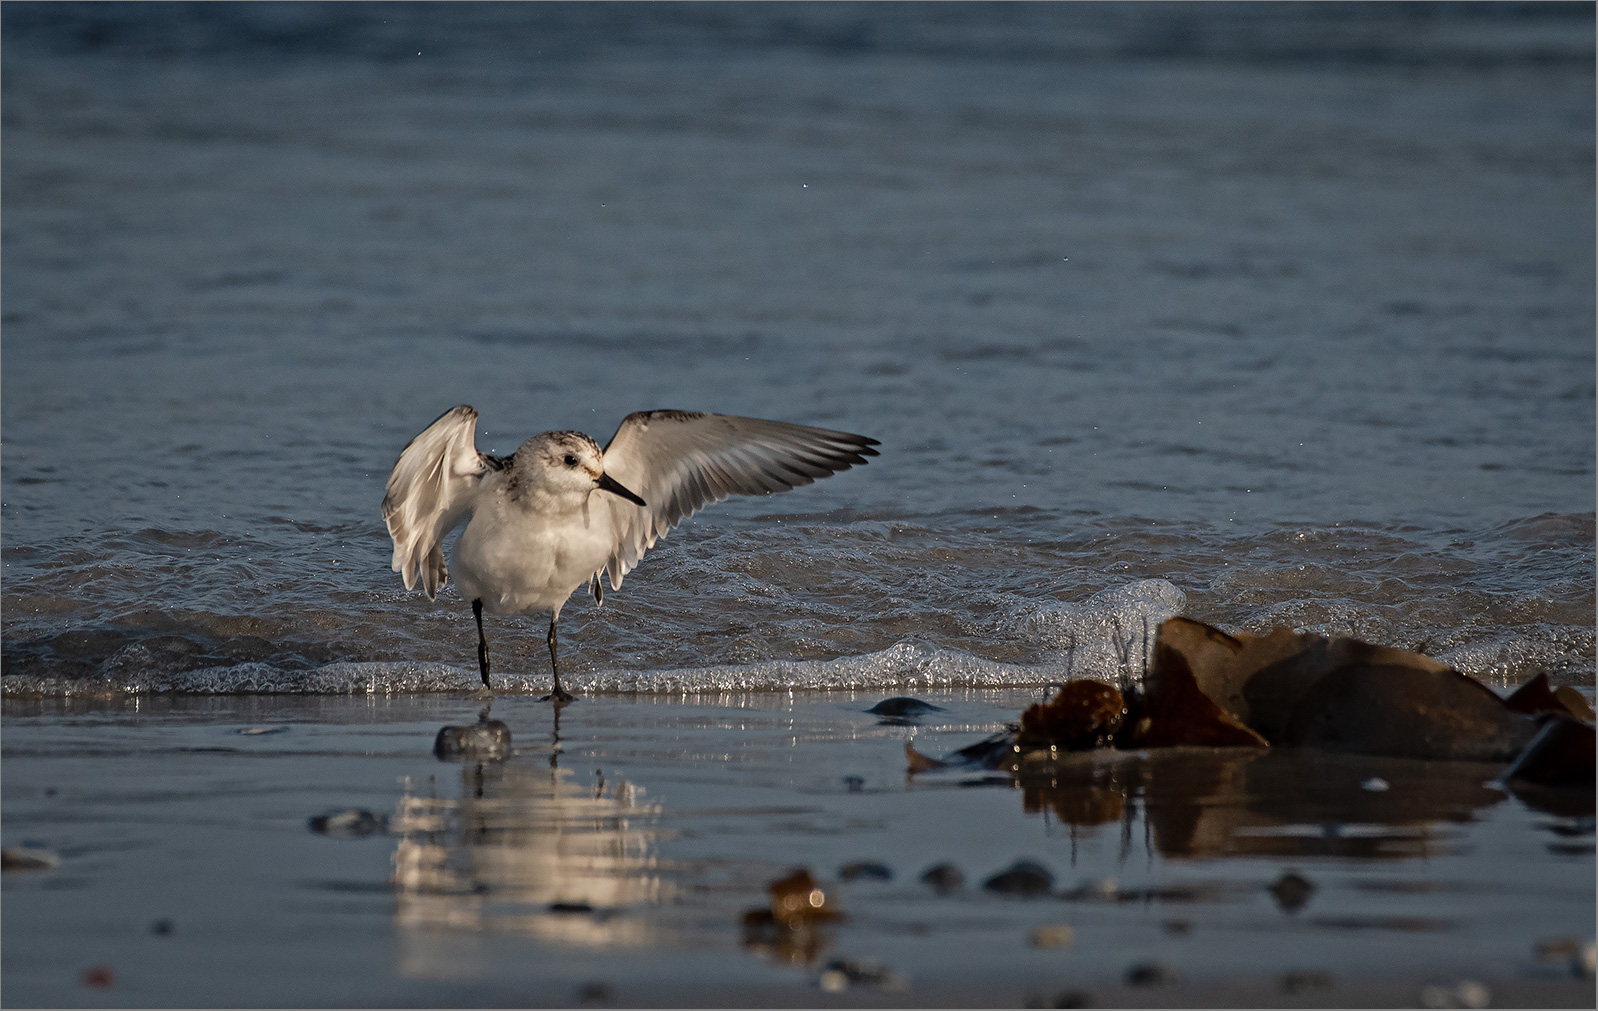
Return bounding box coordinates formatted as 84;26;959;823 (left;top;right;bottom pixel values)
473;598;491;688
542;615;575;703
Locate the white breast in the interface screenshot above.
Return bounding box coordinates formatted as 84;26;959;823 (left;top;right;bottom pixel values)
451;490;618;617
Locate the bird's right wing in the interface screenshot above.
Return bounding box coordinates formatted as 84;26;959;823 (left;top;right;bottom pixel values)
381;405;495;599
598;411;879;590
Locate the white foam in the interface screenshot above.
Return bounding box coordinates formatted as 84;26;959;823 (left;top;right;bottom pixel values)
1;579;1191;698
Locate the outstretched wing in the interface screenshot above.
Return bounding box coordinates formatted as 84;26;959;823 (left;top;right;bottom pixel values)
598;411;879;590
381;405;498;599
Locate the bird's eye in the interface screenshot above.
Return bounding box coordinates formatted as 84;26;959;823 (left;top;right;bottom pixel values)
563;454;578;467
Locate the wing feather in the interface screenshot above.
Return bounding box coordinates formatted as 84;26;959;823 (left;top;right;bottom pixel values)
381;405;490;599
599;411;879;590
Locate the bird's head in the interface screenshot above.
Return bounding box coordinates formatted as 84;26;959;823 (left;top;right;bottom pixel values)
517;431;646;508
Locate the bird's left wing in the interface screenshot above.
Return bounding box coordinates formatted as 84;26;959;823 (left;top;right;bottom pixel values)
382;405;497;599
598;411;879;590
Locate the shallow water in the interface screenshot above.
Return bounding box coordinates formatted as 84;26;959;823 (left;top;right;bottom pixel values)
3;6;1594;695
2;692;1592;1007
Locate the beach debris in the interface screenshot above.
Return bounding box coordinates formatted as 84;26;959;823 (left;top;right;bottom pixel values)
1028;924;1075;949
1018;679;1127;750
308;809;387;837
1535;936;1597;979
1134;637;1269;749
768;867;841;926
817;957;909;992
433;719;512;761
81;965;115;989
1280;970;1334;993
905;618;1586;777
1061;876;1120;902
150;918;174;936
1504;673;1594;721
1150;618;1538;761
1419;979;1491;1009
741;868;841;965
982;859;1054;897
838;861;892;881
919;863;964;892
1361;776;1390;791
1503;716;1595;789
867;696;945;718
1269;872;1316;913
2;846;60;872
1124;960;1180;987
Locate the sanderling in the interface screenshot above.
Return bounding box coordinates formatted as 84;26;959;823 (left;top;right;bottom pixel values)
383;406;878;700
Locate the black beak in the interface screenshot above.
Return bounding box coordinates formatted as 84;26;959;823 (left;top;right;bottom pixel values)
596;472;647;508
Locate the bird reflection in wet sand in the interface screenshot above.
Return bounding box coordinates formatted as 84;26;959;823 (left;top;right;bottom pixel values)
390;721;671;974
1002;748;1510;862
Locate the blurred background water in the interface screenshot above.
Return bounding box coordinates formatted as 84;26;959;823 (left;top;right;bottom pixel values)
3;2;1593;694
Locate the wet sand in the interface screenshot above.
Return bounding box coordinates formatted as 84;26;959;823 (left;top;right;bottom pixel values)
2;689;1592;1008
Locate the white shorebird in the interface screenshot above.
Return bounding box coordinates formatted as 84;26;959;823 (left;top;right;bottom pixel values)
383;407;878;700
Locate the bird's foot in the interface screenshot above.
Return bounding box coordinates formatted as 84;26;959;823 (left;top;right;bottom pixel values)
540;689;577;704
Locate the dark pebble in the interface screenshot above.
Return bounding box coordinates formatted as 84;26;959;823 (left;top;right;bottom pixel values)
549;901;595;914
920;863;964;892
1281;970;1334;993
839;861;893;882
577;980;612;1003
308;809;387;837
983;859;1054;897
1125;961;1180;987
433;720;512;761
2;847;60;871
1270;872;1316;913
150;918;174;936
866;697;946;717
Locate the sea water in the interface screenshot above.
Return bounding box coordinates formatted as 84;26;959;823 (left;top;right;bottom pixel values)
4;3;1593;697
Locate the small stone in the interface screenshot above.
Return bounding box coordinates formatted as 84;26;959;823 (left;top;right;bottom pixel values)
819;969;849;992
1;847;60;872
82;965;115;989
433;720;512;761
867;697;945;717
1281;970;1333;993
983;860;1054;897
768;868;840;927
920;863;963;892
820;957;908;991
1269;872;1316;912
1361;776;1390;791
150;918;175;936
1420;980;1491;1009
1125;961;1180;987
839;861;892;882
1029;924;1075;949
308;809;387;837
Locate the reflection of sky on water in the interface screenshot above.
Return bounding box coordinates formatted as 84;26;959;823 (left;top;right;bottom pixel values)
391;746;672;973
